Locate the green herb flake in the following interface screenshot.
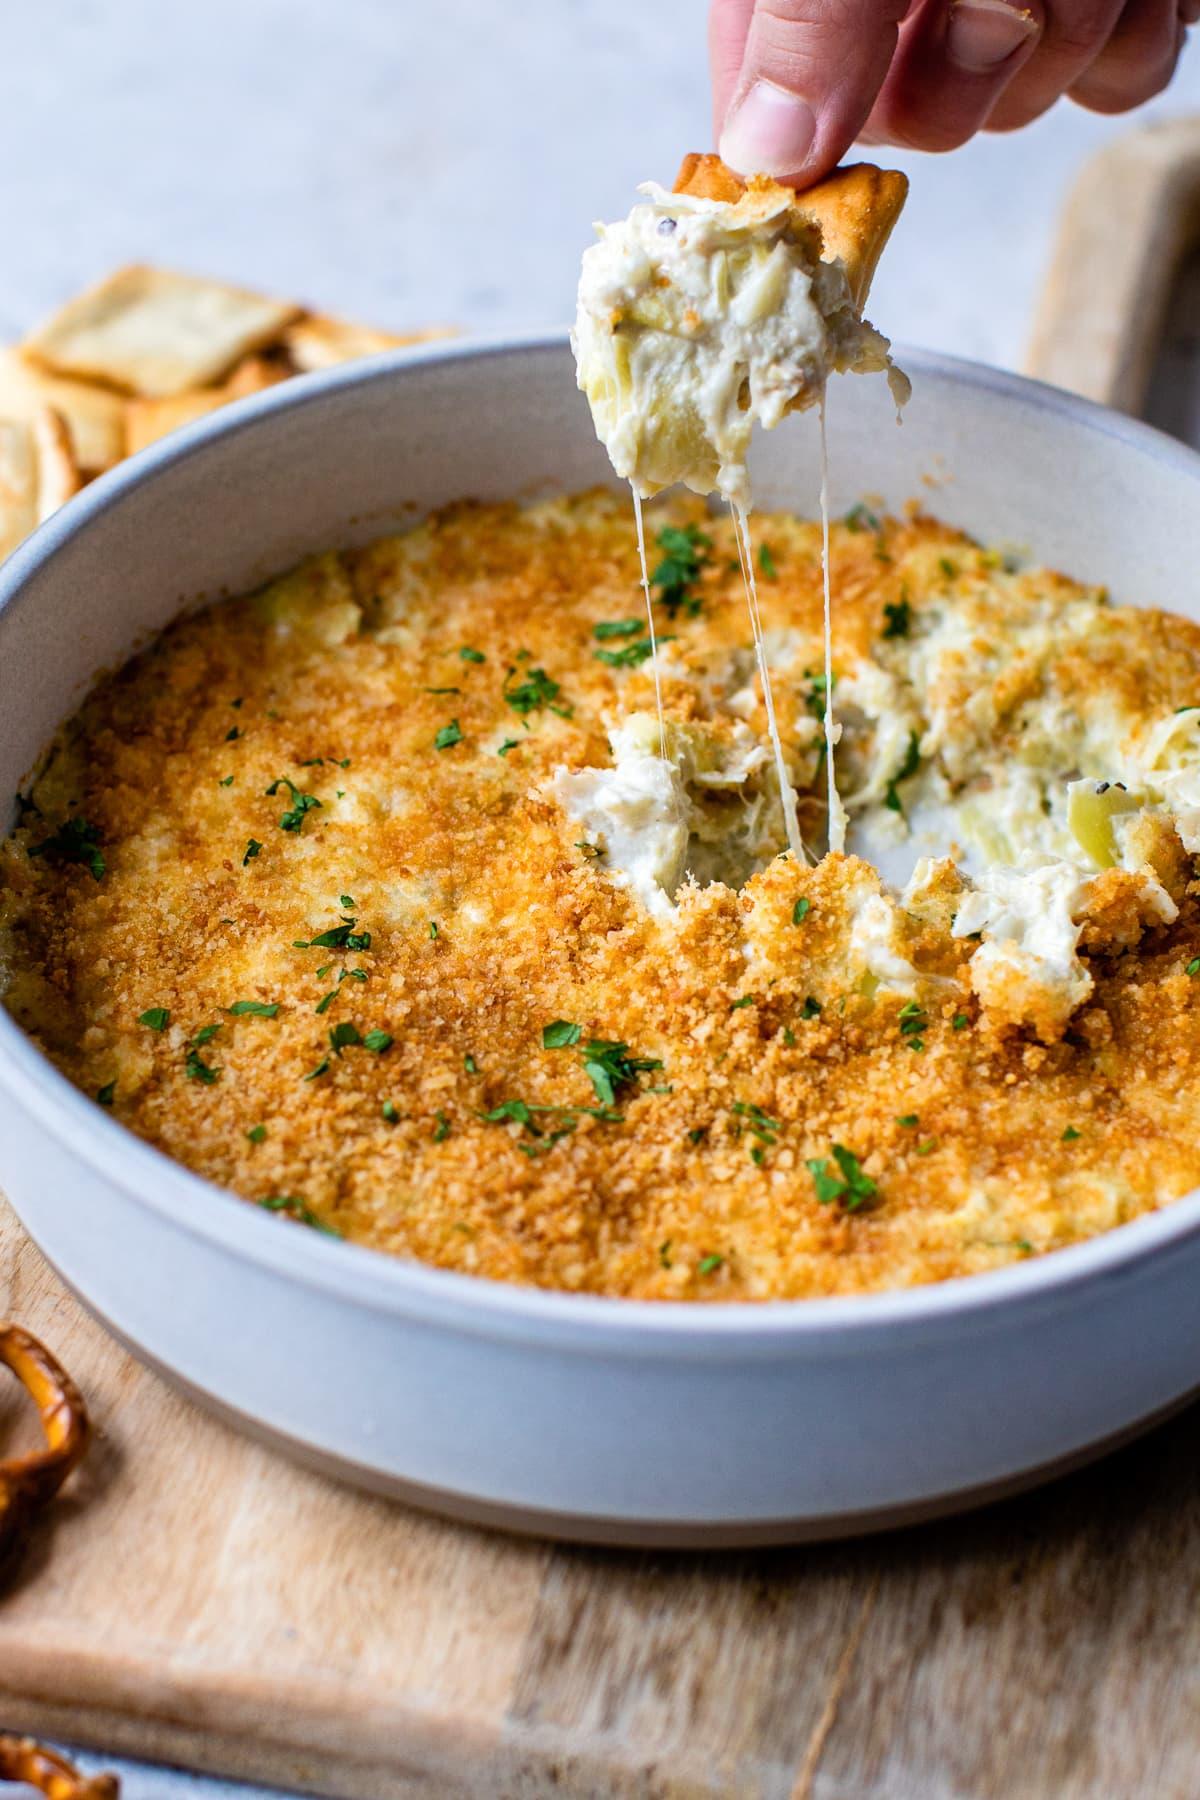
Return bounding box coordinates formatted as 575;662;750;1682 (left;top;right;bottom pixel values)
697;1253;723;1276
593;618;645;640
594;637;660;669
497;738;520;757
382;1099;400;1123
659;1240;673;1269
426;687;460;697
952;1013;969;1030
730;995;755;1011
433;1110;450;1142
246;1124;267;1144
915;1138;938;1156
434;719;463;751
459;646;486;663
138;1007;170;1032
801;996;821;1020
227;1000;279;1018
184;1048;220;1085
219;775;234;788
687;1127;707;1145
897;1114;919;1128
463;1053;479;1075
503;666;570;719
28;817;105;881
1187;957;1200;977
304;1057;330;1081
429;920;439;940
939;557;958;580
806;1144;877;1212
543;1019;582;1049
884;732;921;815
265;776;322;834
581;1037;662;1106
363;1029;393;1054
792;897;811;926
651;522;712;620
258;1195;341;1237
329;1022;362;1055
243;838;263;866
844;502;881;534
96;1079;116;1107
225;726;240;742
1062;1125;1082;1142
882;596;911;640
758;543;777;579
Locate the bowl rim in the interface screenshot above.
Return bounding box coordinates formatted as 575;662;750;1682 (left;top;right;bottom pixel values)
3;327;1200;1354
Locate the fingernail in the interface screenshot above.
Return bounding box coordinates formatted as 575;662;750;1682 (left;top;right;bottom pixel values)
946;0;1039;70
719;80;817;178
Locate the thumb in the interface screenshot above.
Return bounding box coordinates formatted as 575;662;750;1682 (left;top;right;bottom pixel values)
714;0;910;187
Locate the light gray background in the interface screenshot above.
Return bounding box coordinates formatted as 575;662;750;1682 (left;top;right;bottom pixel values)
4;2;1200;1794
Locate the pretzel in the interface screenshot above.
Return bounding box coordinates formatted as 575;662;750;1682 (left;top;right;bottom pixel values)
672;153;908;312
0;1736;118;1799
0;1324;90;1562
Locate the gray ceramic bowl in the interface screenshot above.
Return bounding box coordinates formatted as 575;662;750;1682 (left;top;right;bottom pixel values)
1;335;1199;1545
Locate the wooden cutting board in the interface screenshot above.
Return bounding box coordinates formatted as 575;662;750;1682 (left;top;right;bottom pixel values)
6;117;1200;1797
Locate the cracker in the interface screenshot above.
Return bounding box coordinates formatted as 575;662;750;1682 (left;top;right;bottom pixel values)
22;266;301;398
673;155;907;311
0;348;125;474
283;313;452;373
123;353;288;457
0;406;81;563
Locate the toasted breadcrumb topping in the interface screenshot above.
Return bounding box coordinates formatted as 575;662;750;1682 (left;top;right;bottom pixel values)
3;489;1200;1300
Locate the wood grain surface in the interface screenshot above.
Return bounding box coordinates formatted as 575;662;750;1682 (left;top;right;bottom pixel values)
1;1194;1198;1799
1025;115;1200;413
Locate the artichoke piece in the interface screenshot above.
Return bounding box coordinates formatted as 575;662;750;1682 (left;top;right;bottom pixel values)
1067;778;1145;868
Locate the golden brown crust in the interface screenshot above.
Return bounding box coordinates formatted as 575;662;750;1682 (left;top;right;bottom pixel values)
0;1736;118;1800
672;153;908;311
0;1325;91;1564
4;495;1200;1301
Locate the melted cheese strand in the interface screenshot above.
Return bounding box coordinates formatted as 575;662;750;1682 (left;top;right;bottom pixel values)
819;402;848;854
631;484;667;759
731;500;806;862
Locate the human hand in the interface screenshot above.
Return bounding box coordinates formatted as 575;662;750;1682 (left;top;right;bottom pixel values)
711;0;1191;187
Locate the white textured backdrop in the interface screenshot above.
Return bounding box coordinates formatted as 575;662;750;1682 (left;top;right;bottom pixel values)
3;2;1200;1793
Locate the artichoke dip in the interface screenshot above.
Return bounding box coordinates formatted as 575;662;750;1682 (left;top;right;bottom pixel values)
5;493;1200;1300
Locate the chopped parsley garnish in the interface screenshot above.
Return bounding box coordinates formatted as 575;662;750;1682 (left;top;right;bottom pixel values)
687;1127;707;1145
329;1022;361;1054
806;1144;877;1212
363;1029;393;1054
433;1110;450;1142
594;637;659;669
732;1101;779;1145
730;994;755;1010
952;1013;969;1030
219;775;234;788
231;698;243;710
246;1124;267;1144
434;719;463;751
593;618;645;640
225;726;240;742
581;1038;662;1106
96;1080;116;1107
543;1019;582;1049
898;999;927;1051
381;1099;399;1122
304;1057;330;1081
265;777;322;834
192;1023;221;1046
313;984;338;1008
463;1053;479;1074
882;596;911;640
429;920;439;940
340;894;356;909
804;670;834;722
897;1113;918;1128
651;523;712;619
258;1195;342;1237
28;817;105;881
697;1254;724;1276
792;897;811;926
497;738;520;756
844;502;881;533
758;543;777;579
1062;1125;1081;1142
503;666;570;720
915;1138;938;1156
481;1099;547;1127
884;732;921;815
184;1044;220;1085
426;686;460;697
459;646;486;663
939;557;958;579
138;1007;170;1032
227;1000;279;1018
659;1240;673;1269
1188;957;1200;977
298;914;372;952
801;996;821;1020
